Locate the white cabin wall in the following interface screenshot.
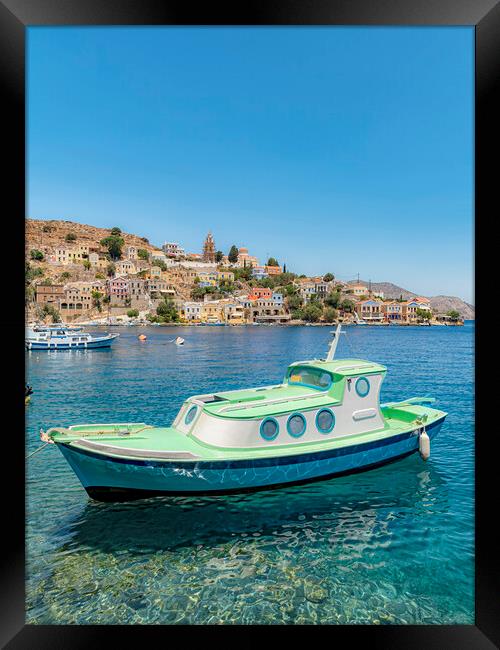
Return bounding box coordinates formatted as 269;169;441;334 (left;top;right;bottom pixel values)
186;373;386;450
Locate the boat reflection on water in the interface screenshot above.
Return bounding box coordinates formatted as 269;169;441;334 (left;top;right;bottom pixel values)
64;456;448;554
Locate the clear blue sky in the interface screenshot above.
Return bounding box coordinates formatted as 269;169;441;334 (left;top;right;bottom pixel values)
27;27;474;303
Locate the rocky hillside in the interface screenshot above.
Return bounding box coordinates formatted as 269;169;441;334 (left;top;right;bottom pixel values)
428;296;475;320
25;219;161;255
347;280;474;319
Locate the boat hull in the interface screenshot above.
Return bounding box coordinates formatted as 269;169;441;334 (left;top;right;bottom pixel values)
26;336;117;350
57;416;445;501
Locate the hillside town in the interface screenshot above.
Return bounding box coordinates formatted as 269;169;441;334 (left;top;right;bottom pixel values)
25;220;464;326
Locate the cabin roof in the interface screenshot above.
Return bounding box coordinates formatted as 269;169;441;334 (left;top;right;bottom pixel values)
288;358;387;377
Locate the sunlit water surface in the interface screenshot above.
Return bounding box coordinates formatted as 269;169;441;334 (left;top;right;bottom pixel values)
26;323;474;624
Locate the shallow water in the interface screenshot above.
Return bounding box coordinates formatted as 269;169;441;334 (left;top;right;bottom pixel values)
26;323;474;624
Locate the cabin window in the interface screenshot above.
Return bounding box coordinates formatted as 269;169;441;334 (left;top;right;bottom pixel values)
185;405;198;425
287;413;306;438
260;417;279;441
355;377;370;398
316;408;335;434
287;366;332;391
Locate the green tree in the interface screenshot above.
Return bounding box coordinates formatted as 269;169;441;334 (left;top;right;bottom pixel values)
100;234;124;260
324;307;338;322
95;272;105;279
38;304;61;323
446;309;460;321
91;289;103;312
416;307;432;321
324;291;341;308
215;250;224;262
110;227;122;236
287;294;303;310
65;232;77;242
156;298;179;322
39;278;53;286
303;303;323;323
30;249;44;261
127;309;139;318
83;259;91;270
340;299;355;313
106;262;116;277
228;245;239;263
283;263;287;273
59;271;71;281
323;272;335;283
137;248;149;260
267;257;279;267
42;224;53;233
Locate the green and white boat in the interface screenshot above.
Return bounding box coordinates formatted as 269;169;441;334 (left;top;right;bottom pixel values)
41;326;446;502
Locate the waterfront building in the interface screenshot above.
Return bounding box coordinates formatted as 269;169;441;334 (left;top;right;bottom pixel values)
382;301;404;322
201;300;223;323
355;299;384;322
106;276;130;301
223;302;246;325
202;232;216;263
251;299;291;323
60;281;102;312
35;284;65;306
182;302;202;322
403;297;431;322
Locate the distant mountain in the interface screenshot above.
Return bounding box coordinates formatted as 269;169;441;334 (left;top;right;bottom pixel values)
428;296;475;320
346;280;474;319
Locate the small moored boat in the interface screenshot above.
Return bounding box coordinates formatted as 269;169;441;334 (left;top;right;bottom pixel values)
26;325;119;350
42;326;446;501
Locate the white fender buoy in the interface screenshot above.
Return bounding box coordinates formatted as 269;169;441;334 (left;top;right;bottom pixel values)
419;428;430;461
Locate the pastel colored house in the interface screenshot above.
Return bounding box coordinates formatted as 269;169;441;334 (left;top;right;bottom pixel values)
349;283;369;296
182;302;202;322
35;284;65;306
88;252;108;269
126;246;138;260
249;287;273;301
272;292;284;306
265;265;282;276
251;266;268;280
382;301;404;321
356;299;384;322
217;270;235;283
107;277;130;301
115;260;136;275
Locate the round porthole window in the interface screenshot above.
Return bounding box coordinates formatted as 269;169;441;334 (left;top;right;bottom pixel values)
316;408;335;434
260;417;279;441
185;405;198;425
287;413;306;438
355;377;370;398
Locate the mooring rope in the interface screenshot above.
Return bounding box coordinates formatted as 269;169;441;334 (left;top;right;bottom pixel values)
26;442;50;460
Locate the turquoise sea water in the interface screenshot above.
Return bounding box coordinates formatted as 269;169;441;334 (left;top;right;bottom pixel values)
26;323;474;624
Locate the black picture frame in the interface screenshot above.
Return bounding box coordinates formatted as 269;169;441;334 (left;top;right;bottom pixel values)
3;0;495;646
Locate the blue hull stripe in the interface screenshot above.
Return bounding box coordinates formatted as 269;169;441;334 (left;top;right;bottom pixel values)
60;416;445;471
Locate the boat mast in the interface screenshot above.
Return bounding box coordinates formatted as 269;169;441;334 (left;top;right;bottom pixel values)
326;323;343;362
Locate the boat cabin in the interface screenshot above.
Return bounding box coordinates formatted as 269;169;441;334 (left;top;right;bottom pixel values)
172;358;387;450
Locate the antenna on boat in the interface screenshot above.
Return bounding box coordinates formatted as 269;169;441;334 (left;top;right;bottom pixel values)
326;323;344;362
